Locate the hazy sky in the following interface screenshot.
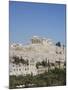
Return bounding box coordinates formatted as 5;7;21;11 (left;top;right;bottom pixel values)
9;1;66;44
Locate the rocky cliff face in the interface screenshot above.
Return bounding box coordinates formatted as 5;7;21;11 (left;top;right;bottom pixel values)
9;36;65;76
10;36;65;63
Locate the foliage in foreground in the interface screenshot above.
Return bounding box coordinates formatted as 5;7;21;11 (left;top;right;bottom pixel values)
9;68;66;89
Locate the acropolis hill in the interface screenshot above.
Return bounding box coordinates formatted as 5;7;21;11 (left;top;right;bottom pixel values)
9;36;65;76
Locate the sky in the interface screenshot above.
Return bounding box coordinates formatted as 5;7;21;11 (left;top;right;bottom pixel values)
9;1;66;44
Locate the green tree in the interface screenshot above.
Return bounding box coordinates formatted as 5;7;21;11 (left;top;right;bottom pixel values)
56;42;61;47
